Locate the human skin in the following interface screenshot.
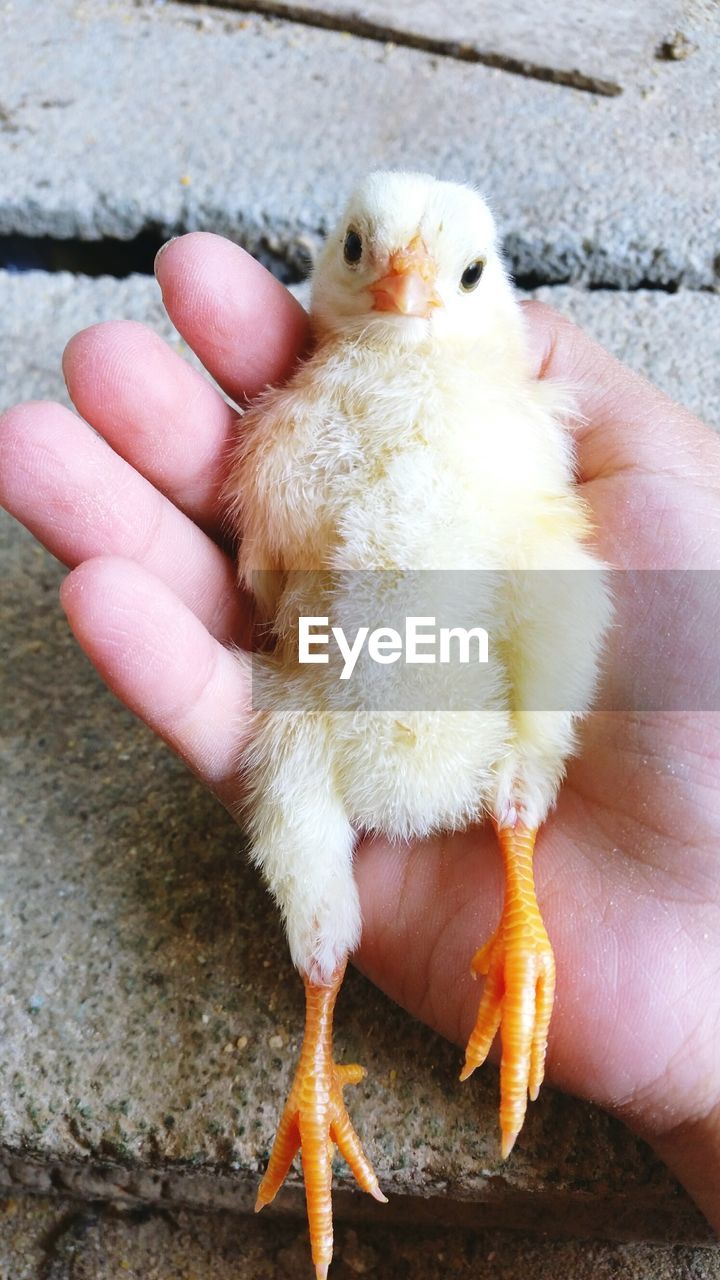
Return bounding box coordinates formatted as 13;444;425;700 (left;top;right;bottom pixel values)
0;231;718;1230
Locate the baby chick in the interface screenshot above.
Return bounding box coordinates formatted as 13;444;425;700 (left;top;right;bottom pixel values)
225;171;611;1278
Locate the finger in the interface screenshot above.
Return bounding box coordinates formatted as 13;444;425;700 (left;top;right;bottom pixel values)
60;556;250;800
521;300;719;482
63;321;237;535
353;826;505;1043
155;233;310;404
0;401;246;645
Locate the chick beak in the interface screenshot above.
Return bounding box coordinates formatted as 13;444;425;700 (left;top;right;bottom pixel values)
370;234;441;319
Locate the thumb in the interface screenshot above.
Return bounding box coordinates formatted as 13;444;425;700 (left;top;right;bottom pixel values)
520;300;718;484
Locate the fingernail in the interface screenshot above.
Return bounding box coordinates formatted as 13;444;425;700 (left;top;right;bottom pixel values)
154;237;178;275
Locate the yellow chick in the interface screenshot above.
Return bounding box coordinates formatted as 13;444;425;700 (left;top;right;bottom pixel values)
225;171;611;1278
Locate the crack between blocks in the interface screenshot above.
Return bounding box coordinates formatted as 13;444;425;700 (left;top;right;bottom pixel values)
2;233;714;294
175;0;623;96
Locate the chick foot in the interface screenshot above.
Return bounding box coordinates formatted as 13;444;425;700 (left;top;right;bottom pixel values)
460;823;555;1158
256;965;386;1279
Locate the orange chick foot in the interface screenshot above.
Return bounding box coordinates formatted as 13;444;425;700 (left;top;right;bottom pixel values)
460;824;555;1158
256;966;386;1279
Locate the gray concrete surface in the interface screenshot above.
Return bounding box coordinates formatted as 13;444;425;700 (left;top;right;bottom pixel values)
1;270;718;427
1;499;707;1241
0;0;718;287
1;1193;719;1280
186;0;684;95
1;268;719;1245
1;0;718;1272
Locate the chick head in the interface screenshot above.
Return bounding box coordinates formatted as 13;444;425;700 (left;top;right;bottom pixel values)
310;170;517;347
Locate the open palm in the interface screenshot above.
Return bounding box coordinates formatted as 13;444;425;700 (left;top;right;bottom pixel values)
1;233;719;1229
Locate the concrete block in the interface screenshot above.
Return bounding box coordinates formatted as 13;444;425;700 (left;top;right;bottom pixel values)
1;1193;719;1279
0;270;718;1240
0;1;718;287
532;285;720;430
1;271;718;428
181;0;684;95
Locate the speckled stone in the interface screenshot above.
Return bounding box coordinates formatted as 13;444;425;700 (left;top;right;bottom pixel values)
531;286;720;431
0;0;718;288
1;271;718;426
1;536;704;1237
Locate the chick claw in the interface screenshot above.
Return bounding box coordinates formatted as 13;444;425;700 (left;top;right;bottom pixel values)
255;970;386;1280
460;824;555;1158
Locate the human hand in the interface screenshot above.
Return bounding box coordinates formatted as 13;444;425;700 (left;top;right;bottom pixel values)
1;234;718;1230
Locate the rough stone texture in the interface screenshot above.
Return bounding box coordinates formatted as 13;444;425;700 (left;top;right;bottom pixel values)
531;285;720;429
1;499;710;1242
0;0;718;287
1;1193;719;1280
1;267;719;1245
1;270;718;428
181;0;684;95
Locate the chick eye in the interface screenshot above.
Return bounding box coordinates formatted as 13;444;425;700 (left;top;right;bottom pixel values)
460;258;485;292
343;229;363;266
